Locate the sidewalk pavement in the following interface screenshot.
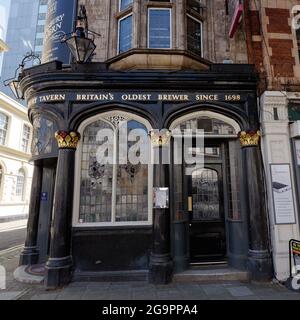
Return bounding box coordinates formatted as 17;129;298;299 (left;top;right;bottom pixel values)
0;220;27;233
0;248;300;300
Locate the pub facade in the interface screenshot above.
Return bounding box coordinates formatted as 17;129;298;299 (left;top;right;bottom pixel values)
17;0;278;288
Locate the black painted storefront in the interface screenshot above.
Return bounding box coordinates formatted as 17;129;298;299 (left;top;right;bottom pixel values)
18;62;273;288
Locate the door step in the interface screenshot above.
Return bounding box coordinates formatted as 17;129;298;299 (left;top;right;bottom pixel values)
173;267;249;283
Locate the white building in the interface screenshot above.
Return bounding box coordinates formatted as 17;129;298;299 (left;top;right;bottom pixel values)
0;91;33;221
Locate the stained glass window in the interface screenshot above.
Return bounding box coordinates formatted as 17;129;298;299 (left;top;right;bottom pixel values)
78;117;150;224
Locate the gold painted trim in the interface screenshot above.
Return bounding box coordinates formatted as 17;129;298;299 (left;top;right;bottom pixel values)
55;131;81;149
188;196;193;212
149;129;172;147
239;130;260;147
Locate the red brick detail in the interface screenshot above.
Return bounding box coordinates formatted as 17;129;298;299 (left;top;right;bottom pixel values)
265;8;292;34
252;41;263;70
269;39;295;77
250;11;261;36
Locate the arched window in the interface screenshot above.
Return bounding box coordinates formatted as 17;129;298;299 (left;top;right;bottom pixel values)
174;116;238;136
76;113;152;226
16;169;26;200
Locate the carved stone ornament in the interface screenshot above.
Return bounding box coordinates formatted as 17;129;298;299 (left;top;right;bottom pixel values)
238;130;261;147
55;131;81;149
149;129;172;147
105;114;128;127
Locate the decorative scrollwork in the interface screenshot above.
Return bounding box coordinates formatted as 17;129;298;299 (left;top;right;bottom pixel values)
105;114;128;127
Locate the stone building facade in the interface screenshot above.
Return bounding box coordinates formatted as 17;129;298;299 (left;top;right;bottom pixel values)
0;92;33;221
243;0;300;281
16;0;300;288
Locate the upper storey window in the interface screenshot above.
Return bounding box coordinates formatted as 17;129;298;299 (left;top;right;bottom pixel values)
0;112;9;146
148;8;171;49
118;14;133;53
187;15;203;57
120;0;133;11
187;0;205;16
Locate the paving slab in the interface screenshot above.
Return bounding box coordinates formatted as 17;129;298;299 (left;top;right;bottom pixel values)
227;286;254;297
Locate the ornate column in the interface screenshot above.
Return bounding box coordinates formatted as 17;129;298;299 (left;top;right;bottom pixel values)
239;130;273;280
148;130;173;284
19;162;43;265
45;131;80;288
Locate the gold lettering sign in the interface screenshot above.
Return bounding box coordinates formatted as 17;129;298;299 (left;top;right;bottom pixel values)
30;92;242;104
39;94;66;102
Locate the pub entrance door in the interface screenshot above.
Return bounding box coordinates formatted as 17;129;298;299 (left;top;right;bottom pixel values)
185;141;227;263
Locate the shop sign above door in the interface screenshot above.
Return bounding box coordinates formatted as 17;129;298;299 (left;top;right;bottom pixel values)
28;92;244;106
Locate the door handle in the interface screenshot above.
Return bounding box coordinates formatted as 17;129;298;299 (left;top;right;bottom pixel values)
188;196;193;212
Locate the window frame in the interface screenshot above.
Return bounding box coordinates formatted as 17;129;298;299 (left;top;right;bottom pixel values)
119;0;133;12
15;168;26;201
20;123;31;153
186;13;203;58
0;111;10;146
117;13;133;54
73;111;153;227
147;7;172;49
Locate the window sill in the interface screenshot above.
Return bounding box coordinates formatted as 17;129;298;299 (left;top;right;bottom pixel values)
73;222;152;228
115;6;133;19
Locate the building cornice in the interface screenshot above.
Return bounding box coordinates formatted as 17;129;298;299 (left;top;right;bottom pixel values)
0;145;31;161
0;92;29;119
20;62;258;101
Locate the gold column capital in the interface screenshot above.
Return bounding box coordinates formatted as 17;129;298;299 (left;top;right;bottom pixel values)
239;130;261;147
149;129;172;147
55;130;81;149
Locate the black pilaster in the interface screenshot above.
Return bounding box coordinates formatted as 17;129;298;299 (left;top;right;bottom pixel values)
149;131;173;284
19;162;43;265
45;131;80;289
240;130;273;281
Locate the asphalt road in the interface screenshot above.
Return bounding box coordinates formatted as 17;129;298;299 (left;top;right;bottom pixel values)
0;225;26;252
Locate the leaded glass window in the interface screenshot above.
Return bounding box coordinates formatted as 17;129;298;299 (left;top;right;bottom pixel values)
79;120;113;223
78;117;150;225
175;116;237;136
